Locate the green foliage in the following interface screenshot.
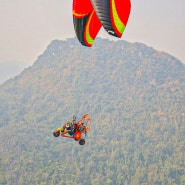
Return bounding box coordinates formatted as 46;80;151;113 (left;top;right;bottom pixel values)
0;38;185;185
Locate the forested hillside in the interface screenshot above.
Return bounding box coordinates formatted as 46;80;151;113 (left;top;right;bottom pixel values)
0;38;185;185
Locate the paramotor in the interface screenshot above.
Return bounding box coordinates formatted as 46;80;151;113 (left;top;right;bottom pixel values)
53;114;91;145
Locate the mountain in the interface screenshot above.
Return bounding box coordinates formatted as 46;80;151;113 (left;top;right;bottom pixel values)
0;61;27;84
0;38;185;185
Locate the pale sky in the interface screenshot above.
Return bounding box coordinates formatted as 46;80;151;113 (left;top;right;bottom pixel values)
0;0;185;66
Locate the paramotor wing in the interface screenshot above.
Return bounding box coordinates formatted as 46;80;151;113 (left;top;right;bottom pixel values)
90;0;131;38
72;0;131;46
73;0;102;47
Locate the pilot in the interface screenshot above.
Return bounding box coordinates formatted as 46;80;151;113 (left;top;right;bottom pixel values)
64;121;76;136
61;115;77;136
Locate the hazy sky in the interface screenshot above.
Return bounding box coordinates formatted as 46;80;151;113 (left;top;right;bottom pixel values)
0;0;185;66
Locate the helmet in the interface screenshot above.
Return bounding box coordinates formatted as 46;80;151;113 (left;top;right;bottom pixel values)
65;121;70;128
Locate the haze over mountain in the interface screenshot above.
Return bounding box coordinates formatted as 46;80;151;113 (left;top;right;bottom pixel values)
0;38;185;185
0;61;27;84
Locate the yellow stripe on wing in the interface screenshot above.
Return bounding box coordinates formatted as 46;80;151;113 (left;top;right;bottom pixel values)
73;10;87;18
85;11;95;46
111;0;125;35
